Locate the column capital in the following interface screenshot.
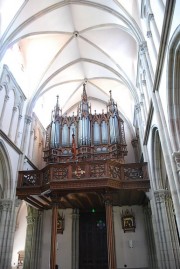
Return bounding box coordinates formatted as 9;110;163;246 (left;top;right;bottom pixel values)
13;106;18;112
26;215;35;225
25;115;32;125
139;41;148;55
0;199;12;211
131;138;138;148
147;30;152;38
135;103;141;113
141;79;146;86
5;94;9;102
141;93;145;99
154;189;171;203
148;13;154;22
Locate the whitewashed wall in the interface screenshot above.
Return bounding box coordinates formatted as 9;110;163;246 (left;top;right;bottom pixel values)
114;205;149;269
40;208;73;269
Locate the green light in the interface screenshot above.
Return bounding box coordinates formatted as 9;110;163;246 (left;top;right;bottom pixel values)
91;208;96;213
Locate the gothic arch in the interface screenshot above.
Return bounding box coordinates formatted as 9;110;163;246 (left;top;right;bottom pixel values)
168;25;180;151
0;140;13;199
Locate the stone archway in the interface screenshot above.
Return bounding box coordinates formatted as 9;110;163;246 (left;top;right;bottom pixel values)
0;140;14;269
168;25;180;152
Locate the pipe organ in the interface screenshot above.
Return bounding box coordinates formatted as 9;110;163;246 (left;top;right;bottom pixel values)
44;84;127;163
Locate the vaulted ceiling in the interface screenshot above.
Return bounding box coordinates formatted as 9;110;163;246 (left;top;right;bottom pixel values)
0;0;144;129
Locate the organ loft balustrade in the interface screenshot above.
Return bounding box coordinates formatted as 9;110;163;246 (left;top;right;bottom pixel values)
17;161;149;209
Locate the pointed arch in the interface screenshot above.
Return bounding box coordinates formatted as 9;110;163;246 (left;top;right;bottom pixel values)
168;25;180;151
0;140;13;199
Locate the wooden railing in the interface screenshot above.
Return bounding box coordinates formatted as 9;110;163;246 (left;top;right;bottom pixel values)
18;161;149;189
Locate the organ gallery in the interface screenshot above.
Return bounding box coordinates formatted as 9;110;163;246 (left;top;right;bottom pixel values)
17;84;149;269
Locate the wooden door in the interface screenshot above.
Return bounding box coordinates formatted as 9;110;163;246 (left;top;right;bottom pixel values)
79;210;108;269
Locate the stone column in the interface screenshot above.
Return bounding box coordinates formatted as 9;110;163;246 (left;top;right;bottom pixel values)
139;42;154;87
134;104;144;151
72;208;79;269
23;206;42;269
8;106;18;139
32;133;38;163
143;204;158;269
148;13;160;45
105;197;116;269
152;92;180;234
14;114;22;145
141;78;150;106
147;30;158;60
154;190;177;268
0;94;9;128
50;203;58;269
0;199;12;269
21;115;32;154
140;92;148;119
131;138;139;162
165;196;180;268
31;210;43;269
28;130;34;160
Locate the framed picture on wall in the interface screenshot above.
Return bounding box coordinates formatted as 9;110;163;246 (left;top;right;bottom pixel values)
121;210;136;233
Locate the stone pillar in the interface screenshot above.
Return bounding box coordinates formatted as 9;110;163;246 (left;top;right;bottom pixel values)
147;30;158;60
50;203;58;269
0;94;9;128
21;115;32;154
31;210;43;269
165;196;180;268
140;92;148;118
152;92;180;234
143;204;158;269
134;104;144;151
8;106;18;139
154;190;177;268
131;138;139;162
141;78;150;106
105;197;116;269
14;114;22;145
72;208;79;269
0;199;12;269
32;132;38;163
23;206;43;269
28;130;34;160
148;13;160;45
139;42;154;87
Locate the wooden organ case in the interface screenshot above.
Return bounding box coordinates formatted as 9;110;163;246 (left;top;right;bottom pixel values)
44;84;127;164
